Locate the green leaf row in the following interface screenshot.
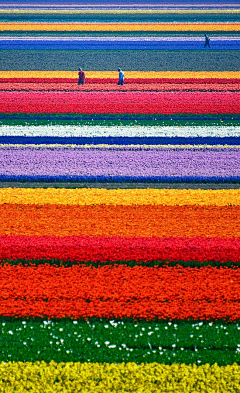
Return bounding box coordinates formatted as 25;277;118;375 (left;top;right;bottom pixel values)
2;12;240;23
1;318;239;365
0;113;239;127
2;259;240;268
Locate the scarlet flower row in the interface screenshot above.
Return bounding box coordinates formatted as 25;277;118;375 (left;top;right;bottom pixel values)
0;265;239;320
0;78;239;84
0;91;239;114
1;236;240;262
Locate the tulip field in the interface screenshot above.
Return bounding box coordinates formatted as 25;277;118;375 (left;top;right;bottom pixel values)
0;1;240;392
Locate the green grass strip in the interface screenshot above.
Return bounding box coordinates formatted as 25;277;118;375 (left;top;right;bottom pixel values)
0;50;239;72
1;12;240;23
0;318;239;365
0;113;239;127
1;259;240;268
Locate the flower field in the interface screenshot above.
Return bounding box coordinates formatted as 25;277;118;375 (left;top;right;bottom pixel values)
0;1;240;392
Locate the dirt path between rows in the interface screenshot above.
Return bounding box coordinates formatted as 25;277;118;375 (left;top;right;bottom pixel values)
0;182;239;189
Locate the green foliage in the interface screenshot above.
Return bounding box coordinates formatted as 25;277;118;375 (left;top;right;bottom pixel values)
0;113;239;127
0;318;239;365
1;259;239;268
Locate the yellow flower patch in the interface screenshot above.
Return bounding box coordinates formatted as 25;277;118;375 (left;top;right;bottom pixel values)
0;188;240;206
0;22;239;31
0;70;239;79
0;362;239;393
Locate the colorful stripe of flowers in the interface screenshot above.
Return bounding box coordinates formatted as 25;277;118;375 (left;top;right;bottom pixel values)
0;188;239;206
0;71;239;79
1;91;239;114
1;22;240;31
1;204;239;237
2;8;240;14
0;124;239;138
1;2;240;391
1;236;240;264
1;265;240;320
2;37;240;50
0;145;239;182
0;361;239;392
1;81;240;91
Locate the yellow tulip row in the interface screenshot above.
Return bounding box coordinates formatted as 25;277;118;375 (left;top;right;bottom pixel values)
0;188;240;206
0;361;239;393
0;9;239;14
0;22;239;31
0;70;239;79
1;144;239;149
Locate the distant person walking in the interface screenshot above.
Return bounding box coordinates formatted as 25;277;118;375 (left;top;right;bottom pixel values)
78;68;85;85
117;68;125;85
204;34;211;48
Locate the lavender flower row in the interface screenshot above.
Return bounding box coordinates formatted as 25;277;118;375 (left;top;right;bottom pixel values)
0;146;239;181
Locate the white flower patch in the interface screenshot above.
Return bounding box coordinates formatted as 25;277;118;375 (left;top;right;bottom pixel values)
0;125;239;138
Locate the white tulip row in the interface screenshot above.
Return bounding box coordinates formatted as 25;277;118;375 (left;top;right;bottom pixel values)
0;125;239;138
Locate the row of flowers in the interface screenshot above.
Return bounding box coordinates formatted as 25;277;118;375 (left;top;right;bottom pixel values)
0;205;239;237
0;145;239;181
1;175;239;182
0;265;239;320
1;236;240;263
1;188;239;206
1;265;238;301
4;38;240;51
1;22;239;31
1;78;239;85
2;82;239;92
0;125;239;138
0;361;239;392
1;71;238;80
0;91;239;114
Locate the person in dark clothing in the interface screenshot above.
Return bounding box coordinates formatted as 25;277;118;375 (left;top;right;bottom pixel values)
78;68;85;85
204;34;210;48
117;68;125;85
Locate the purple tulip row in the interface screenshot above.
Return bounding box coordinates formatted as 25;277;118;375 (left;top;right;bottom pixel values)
0;146;239;180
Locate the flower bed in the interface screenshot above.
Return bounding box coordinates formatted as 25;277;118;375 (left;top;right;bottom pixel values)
1;235;240;263
1;3;240;391
0;146;239;182
0;265;240;320
0;361;239;392
0;91;239;114
0;204;239;237
2;81;240;92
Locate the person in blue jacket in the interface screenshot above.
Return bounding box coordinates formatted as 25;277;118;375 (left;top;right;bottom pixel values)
204;34;211;48
117;68;125;85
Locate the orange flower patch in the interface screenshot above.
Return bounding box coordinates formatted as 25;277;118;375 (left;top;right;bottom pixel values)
0;204;239;238
0;265;239;320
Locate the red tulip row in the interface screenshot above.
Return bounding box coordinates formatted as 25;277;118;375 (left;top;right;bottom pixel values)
0;265;239;320
0;78;239;84
0;235;240;262
0;91;239;114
